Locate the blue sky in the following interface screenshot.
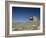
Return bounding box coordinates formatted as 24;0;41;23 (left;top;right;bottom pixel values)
12;7;40;22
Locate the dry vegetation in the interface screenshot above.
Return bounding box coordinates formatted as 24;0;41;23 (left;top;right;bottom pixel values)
12;21;39;31
12;16;40;31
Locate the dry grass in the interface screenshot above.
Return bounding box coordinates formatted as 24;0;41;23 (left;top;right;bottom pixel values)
12;21;39;31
